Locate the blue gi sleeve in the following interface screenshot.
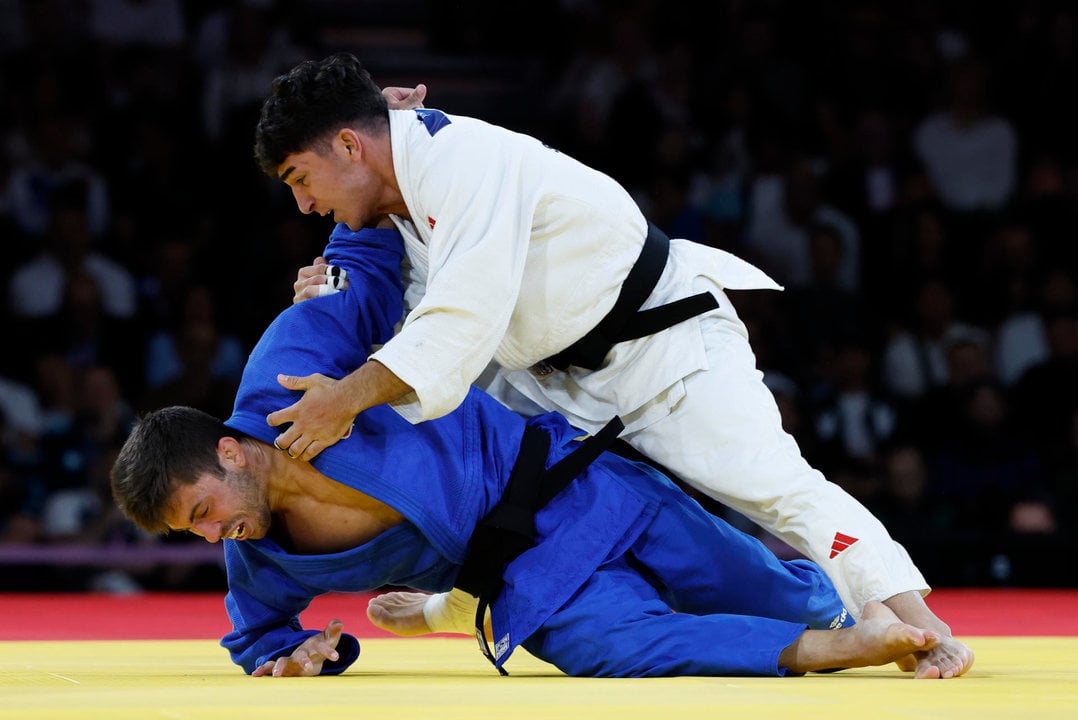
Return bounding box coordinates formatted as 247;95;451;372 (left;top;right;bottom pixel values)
226;224;406;443
321;223;406;349
219;544;361;675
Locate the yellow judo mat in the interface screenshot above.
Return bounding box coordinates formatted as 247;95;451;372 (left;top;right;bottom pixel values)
1;636;1075;720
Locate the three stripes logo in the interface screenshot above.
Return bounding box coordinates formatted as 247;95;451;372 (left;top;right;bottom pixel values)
829;532;859;559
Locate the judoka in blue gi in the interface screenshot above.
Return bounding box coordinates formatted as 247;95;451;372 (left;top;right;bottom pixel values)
110;224;942;678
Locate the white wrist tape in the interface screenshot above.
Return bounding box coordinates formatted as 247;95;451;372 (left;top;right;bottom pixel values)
422;588;480;635
316;266;347;296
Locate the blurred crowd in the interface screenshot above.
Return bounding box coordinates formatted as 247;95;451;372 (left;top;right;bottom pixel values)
0;0;1075;592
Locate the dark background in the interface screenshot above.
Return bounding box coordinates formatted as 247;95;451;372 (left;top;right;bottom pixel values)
0;0;1075;592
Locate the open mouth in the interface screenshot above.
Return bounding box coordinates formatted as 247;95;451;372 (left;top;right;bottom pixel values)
228;522;247;541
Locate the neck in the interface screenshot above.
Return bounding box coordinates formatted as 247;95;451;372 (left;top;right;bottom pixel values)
248;441;306;514
363;126;407;217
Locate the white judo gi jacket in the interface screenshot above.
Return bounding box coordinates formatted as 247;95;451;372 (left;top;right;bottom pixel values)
370;108;928;614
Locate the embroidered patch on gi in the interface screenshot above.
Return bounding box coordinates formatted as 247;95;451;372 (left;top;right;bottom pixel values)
829;608;850;629
428;216;436;230
415;108;452;136
494;633;510;660
528;361;556;378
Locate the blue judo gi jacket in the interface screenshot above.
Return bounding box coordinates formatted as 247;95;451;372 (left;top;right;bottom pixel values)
219;224;658;674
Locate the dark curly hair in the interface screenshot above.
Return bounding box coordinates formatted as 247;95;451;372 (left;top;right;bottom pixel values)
110;406;230;534
254;52;389;176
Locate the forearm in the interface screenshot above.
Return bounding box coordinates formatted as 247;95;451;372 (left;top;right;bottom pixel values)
339;360;414;416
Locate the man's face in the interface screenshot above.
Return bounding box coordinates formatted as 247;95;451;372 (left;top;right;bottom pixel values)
277;135;377;231
164;466;271;543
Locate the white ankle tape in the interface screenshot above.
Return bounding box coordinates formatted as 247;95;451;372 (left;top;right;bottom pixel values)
423;589;480;635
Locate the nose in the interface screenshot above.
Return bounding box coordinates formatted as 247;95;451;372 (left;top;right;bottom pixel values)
292;185;314;215
191;519;222;543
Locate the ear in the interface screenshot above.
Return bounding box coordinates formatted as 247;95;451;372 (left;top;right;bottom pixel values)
217;436;246;468
336;128;362;159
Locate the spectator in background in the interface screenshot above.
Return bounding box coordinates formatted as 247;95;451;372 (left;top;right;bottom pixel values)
696;82;755;247
743;153;862;293
1011;308;1078;464
603;37;701;200
144;284;244;392
0;374;44;454
912;56;1018;216
21;267;141;399
35;362;159;592
197;0;306;147
140;286;242;420
874;205;960;318
5;109;111;239
829;108;908;227
0;454;45;544
543;6;656;173
134;234;201;339
931;379;1049;538
0;379;46;544
880;278;990;405
640;127;710;245
966;220;1042;331
8;182;134;321
38;365;134;545
34;353;79;443
904;327;996;459
874;443;950;542
993;264;1072;389
784;223;868;373
811;338;898;471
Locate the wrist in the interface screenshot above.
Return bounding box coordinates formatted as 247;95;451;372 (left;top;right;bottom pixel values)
338;368;369;417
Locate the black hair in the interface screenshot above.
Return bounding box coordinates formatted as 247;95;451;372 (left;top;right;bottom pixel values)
110;406;229;534
254;52;389;175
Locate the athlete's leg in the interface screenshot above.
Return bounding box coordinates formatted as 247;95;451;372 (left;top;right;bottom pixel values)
621;292;971;677
605;455;851;630
524;556;807;677
524;557;938;677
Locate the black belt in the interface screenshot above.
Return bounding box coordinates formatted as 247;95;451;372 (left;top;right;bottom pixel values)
544;223;719;371
454;416;625;674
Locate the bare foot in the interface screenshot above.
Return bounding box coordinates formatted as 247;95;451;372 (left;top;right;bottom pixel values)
780;601;941;674
913;635;975;679
367;591;434;636
879;591;975;679
883;586;978;676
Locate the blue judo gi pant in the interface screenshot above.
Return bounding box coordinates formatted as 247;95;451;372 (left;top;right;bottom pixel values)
521;459;851;678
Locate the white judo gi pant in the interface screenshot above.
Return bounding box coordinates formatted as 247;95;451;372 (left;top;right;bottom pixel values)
495;238;928;617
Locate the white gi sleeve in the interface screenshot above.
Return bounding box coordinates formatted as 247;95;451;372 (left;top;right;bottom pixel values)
371;121;533;421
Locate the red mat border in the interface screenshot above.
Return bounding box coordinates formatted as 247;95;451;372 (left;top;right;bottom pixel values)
0;588;1074;641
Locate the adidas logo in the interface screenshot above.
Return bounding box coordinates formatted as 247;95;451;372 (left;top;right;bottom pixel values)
829;531;859;559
